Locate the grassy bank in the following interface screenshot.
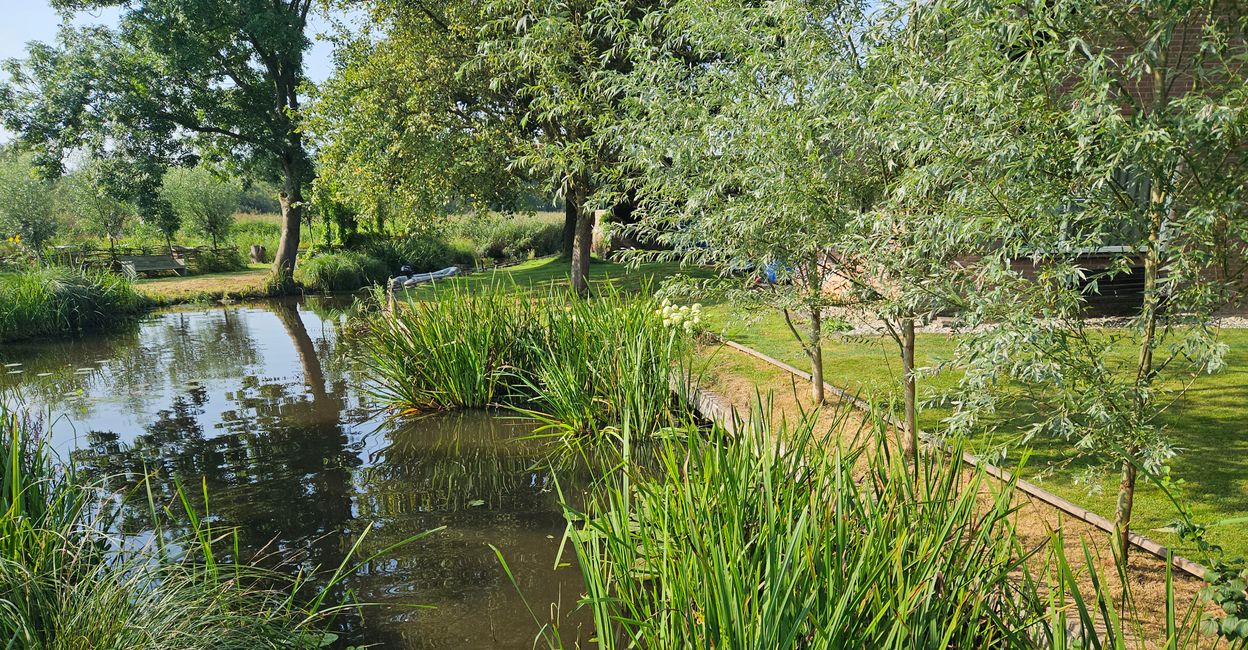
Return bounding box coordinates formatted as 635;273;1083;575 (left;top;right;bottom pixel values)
0;267;152;342
135;265;274;304
0;409;401;649
703;306;1248;557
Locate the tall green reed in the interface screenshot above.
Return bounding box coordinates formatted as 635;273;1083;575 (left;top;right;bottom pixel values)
546;402;1235;650
0;408;434;649
0;267;150;342
360;282;689;439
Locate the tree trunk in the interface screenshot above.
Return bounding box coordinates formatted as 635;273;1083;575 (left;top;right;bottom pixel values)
902;317;918;470
562;196;577;260
1114;456;1138;561
810;308;826;405
272;165;304;288
1117;182;1165;564
569;177;593;296
570;203;593;295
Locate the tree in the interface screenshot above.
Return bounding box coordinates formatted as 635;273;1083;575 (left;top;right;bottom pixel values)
162;167;241;250
0;1;317;285
475;0;670;294
620;0;881;404
0;155;57;261
66;160;135;256
897;0;1248;560
307;1;528;241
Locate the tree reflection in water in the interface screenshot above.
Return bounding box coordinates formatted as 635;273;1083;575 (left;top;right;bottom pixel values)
1;296;590;649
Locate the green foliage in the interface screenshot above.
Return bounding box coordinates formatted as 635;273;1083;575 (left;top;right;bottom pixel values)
64;160;135;252
360;235;474;275
450;213;563;262
188;248;247;274
294;250;389;292
551;408;1218;649
307;0;526;229
0;267;151;342
877;0;1248;549
161;167;241;250
361;284;689;437
0;408;428;649
0;155;58;258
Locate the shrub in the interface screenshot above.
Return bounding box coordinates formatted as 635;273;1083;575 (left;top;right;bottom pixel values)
359;234;476;275
161;167;241;250
294;250;389;292
0;267;151;342
190;248;248;274
451;214;563;262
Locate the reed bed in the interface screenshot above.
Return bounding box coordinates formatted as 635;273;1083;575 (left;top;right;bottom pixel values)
0;267;151;342
0;409;419;649
548;405;1224;650
360;283;690;438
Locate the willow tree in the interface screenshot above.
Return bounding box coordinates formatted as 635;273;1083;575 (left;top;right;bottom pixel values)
898;0;1248;560
620;0;883;404
0;1;316;285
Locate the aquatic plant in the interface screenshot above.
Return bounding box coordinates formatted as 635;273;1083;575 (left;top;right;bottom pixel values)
551;405;1222;650
361;283;688;438
295;250;390;292
0;408;425;649
0;267;151;342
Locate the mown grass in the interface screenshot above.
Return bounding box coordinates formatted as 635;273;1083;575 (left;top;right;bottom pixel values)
0;408;429;649
134;265;273;304
0;267;152;342
702;305;1248;557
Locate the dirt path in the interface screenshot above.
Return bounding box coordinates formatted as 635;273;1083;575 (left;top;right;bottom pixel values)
692;341;1215;646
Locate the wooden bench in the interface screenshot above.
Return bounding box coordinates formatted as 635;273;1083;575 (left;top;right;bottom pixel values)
116;255;188;279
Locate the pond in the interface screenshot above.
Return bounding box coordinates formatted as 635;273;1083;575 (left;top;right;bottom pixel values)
0;297;591;649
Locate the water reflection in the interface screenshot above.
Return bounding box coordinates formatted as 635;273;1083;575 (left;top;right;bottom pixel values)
0;297;588;649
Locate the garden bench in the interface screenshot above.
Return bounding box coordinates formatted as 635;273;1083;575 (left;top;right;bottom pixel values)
116;255;187;279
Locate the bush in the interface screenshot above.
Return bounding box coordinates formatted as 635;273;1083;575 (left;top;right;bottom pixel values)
190;248;248;274
0;267;151;342
362;235;476;275
294;250;389;292
451;214;563;262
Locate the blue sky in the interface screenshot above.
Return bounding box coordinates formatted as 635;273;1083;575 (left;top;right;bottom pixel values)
0;1;340;141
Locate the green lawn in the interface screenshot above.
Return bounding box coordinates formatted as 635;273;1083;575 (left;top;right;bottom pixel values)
703;305;1248;558
397;255;705;298
398;255;1248;557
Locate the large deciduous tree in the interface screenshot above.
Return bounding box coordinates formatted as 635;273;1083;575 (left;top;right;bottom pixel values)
307;0;526;239
0;0;316;285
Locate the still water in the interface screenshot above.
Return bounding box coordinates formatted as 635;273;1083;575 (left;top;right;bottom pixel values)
0;297;590;649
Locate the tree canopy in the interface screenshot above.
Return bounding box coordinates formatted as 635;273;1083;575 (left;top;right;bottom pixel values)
0;0;317;281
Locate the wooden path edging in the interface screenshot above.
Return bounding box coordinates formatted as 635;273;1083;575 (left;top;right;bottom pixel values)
708;338;1209;581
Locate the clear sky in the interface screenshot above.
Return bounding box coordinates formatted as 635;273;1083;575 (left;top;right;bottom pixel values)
0;0;340;142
